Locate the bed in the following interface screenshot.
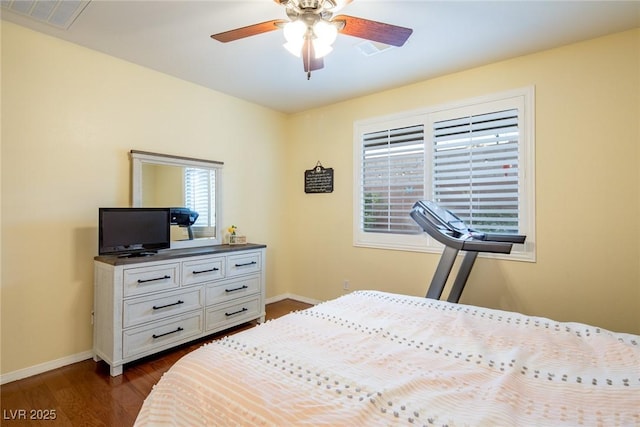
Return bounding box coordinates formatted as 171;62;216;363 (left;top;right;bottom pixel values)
135;290;639;426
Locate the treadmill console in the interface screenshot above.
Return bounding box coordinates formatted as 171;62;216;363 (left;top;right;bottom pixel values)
415;200;473;237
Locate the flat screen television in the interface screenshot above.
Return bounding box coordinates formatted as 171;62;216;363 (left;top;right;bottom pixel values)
98;207;171;257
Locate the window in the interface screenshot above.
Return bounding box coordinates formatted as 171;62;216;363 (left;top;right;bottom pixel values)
432;109;519;234
353;87;535;261
361;124;425;235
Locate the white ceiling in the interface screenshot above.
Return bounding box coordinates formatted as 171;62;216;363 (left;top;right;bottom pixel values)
3;0;639;113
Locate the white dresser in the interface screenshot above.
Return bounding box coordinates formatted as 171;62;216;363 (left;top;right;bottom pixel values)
93;244;266;376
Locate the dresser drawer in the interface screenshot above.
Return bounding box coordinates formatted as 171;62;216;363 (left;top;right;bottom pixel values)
205;296;261;332
123;287;204;328
123;312;203;359
227;252;262;277
182;256;225;286
206;275;260;305
123;263;180;297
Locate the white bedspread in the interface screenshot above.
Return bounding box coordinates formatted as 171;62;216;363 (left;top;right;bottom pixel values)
135;291;640;426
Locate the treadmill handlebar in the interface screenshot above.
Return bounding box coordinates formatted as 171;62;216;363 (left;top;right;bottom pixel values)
410;201;526;254
482;233;526;245
460;238;513;254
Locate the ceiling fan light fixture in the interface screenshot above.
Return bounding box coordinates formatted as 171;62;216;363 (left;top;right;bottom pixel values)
283;20;307;43
284;40;304;57
312;39;333;58
312;19;338;45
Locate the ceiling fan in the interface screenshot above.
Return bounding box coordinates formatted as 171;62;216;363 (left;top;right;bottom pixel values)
210;0;413;79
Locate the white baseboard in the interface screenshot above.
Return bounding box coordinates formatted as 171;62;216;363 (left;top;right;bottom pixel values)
2;296;320;385
0;350;94;385
265;293;321;306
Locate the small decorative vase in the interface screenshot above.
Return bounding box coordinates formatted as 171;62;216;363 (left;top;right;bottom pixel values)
229;235;247;245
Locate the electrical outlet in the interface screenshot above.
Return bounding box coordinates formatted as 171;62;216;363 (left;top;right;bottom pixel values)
343;280;350;290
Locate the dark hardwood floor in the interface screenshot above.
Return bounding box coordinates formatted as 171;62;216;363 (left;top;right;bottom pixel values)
1;299;312;426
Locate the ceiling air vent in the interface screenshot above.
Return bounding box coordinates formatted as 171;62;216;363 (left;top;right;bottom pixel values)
1;0;91;30
356;40;394;57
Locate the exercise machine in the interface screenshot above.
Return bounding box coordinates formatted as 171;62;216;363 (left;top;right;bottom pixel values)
410;200;526;303
170;207;199;240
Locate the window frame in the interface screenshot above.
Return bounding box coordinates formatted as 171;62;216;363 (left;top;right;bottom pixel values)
353;86;536;262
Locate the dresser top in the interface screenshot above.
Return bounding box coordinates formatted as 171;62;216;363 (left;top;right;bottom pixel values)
94;243;266;266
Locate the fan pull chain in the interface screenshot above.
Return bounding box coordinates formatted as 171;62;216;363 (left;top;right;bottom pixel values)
305;38;312;80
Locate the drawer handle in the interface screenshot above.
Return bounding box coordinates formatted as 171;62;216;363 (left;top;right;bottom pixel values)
137;275;171;284
225;285;248;293
234;261;257;268
152;300;184;310
152;327;184;339
225;307;248;317
193;267;220;274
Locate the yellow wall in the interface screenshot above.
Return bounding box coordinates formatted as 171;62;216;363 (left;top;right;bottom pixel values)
1;22;639;377
1;22;288;375
283;29;640;334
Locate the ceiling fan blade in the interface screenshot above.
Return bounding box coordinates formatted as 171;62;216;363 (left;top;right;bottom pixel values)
302;39;324;71
333;14;413;47
211;19;287;43
302;39;324;79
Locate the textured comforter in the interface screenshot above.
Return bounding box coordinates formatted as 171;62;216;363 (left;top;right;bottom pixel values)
135;290;639;426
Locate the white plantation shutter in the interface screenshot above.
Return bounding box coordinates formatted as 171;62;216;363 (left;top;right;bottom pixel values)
354;87;534;260
361;124;425;234
432;109;519;233
184;167;215;227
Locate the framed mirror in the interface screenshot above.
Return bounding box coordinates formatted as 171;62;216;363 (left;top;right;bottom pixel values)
131;150;223;249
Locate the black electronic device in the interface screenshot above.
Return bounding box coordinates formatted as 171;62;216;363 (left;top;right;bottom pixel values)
410;200;526;303
98;207;171;257
170;207;199;240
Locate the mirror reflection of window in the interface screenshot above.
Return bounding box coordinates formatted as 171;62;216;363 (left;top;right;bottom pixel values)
185;167;216;235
